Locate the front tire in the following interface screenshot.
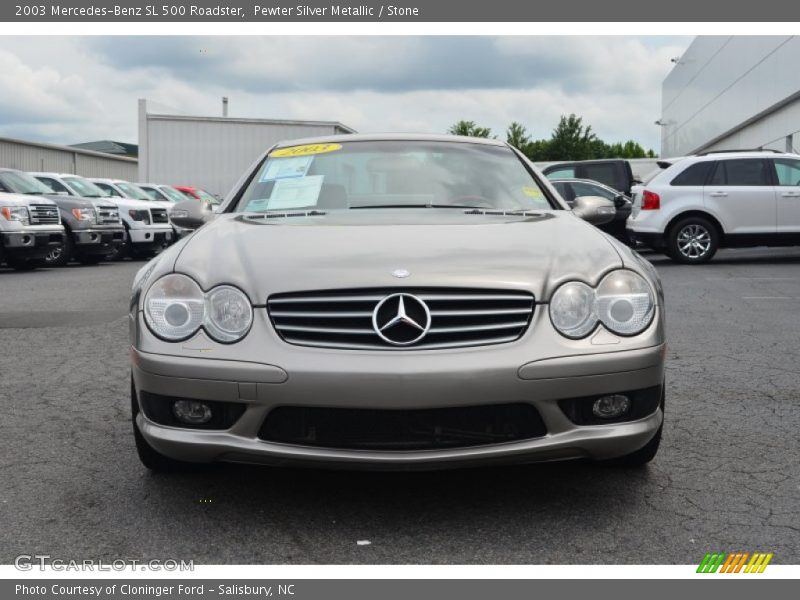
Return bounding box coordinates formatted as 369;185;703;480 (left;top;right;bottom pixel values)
131;378;194;473
667;216;719;264
107;230;130;262
597;386;664;467
44;234;73;267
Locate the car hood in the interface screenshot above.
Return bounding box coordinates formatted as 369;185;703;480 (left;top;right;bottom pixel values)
0;192;56;207
173;210;623;302
105;197;158;210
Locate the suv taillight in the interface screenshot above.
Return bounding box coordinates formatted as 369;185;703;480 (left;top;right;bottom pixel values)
642;190;660;210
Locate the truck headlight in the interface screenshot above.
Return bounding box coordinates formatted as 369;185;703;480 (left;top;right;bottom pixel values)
143;274;253;343
71;207;97;224
1;206;30;225
128;209;151;224
550;270;655;338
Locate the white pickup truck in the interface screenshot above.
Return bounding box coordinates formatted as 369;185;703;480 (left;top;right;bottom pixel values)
32;173;173;260
0;192;65;270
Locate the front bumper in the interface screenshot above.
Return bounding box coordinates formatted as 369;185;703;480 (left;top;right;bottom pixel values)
73;227;125;255
131;330;667;469
1;229;65;259
128;226;173;247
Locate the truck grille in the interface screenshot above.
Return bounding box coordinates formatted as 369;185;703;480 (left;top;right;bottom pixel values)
28;204;60;225
150;207;169;224
267;288;535;350
95;205;120;224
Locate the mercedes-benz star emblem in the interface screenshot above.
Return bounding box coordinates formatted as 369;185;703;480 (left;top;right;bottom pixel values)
372;293;432;346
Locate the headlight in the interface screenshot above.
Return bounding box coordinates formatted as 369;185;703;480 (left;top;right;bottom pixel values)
71;207;96;224
550;270;655;338
144;274;205;341
128;209;151;223
549;281;597;338
1;206;30;225
204;285;253;342
143;274;253;343
595;270;655;335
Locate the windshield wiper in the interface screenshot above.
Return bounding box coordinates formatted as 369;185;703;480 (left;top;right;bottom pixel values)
351;204;489;210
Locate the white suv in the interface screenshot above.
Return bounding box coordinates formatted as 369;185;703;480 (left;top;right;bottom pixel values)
627;150;800;263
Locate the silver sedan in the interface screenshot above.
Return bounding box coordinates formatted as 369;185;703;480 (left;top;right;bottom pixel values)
129;134;666;471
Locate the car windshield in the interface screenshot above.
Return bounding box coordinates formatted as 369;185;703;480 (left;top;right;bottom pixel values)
0;171;54;195
63;177;106;198
194;189;220;205
115;181;151;200
159;186;189;203
141;187;164;201
236;140;554;213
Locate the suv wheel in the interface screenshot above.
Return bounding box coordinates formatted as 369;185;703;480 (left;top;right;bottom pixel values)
667;216;719;264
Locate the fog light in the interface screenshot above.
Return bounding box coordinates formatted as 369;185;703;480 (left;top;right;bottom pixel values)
172;400;212;425
592;394;631;419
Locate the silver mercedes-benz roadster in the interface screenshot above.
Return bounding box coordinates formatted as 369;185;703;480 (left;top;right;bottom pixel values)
129;134;666;472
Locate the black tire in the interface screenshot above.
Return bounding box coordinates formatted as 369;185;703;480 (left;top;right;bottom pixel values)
666;216;719;264
131;378;194;473
596;386;665;467
5;256;44;271
107;229;130;262
76;254;105;266
44;234;73;267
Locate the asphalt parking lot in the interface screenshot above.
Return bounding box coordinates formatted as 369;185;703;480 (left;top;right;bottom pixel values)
1;248;798;565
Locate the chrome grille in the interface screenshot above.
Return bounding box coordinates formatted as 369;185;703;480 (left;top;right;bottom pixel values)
28;204;60;225
95;205;120;224
150;207;169;224
268;288;535;350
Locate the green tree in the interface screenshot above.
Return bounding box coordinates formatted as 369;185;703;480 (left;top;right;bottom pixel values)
447;120;492;138
546;114;598;161
506;122;532;151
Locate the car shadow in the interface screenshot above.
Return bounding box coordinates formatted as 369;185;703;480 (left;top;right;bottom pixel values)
644;249;800;267
139;458;659;527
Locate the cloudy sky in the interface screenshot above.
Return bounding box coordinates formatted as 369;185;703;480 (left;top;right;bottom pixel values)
0;36;691;152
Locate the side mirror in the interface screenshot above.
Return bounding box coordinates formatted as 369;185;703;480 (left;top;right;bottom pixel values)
55;191;70;196
572;195;616;226
169;200;212;230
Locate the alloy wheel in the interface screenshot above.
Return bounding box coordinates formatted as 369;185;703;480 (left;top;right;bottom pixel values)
676;224;711;259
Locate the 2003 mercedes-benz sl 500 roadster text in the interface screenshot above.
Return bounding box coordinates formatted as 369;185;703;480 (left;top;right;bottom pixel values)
129;134;666;471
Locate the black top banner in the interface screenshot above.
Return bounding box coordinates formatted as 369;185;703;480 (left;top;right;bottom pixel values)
3;0;799;22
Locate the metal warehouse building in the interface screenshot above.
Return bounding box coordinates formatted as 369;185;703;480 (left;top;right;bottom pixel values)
0;136;138;179
137;99;356;198
660;36;800;157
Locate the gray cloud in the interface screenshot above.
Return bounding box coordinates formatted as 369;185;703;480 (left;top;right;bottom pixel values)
86;37;601;94
0;36;691;152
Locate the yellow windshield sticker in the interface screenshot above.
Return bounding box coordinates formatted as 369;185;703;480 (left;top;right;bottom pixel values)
522;186;544;198
271;143;342;158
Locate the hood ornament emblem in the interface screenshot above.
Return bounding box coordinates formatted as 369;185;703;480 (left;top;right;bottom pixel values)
392;269;410;279
372;293;431;346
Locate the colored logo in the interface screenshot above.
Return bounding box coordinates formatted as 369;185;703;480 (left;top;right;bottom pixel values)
697;552;773;573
